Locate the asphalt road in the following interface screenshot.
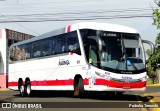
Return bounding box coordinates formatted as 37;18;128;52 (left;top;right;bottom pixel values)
0;86;160;111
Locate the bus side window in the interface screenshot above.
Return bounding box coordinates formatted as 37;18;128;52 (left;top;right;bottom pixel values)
25;43;31;59
67;31;80;54
19;45;26;60
15;46;22;61
61;36;67;53
54;35;66;54
10;47;15;61
32;41;42;58
42;39;52;56
52;38;56;54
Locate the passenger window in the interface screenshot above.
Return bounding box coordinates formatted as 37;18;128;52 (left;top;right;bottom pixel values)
32;41;42;58
67;31;80;54
42;39;52;56
25;43;32;59
15;46;22;61
19;45;26;60
10;47;15;61
54;35;67;54
52;38;56;54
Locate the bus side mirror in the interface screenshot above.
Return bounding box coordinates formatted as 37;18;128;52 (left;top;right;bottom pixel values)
142;39;155;54
96;30;102;51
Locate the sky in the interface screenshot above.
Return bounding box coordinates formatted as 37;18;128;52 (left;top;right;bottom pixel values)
0;0;159;47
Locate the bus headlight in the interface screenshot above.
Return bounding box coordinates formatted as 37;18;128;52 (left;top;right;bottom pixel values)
140;76;147;82
95;71;111;80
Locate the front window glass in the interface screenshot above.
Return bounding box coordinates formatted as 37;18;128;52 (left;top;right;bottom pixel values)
123;34;143;59
100;32;123;69
80;29;145;73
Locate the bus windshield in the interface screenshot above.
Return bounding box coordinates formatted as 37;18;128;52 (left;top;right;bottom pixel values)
80;29;145;73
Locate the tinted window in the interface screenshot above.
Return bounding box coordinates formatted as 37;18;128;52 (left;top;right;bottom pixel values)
15;46;22;61
67;31;80;52
10;47;16;61
25;43;32;59
42;38;52;56
54;35;67;54
10;31;80;61
32;41;42;58
52;38;56;54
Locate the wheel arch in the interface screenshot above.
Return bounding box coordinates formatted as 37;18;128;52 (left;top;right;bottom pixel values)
25;77;30;84
74;74;83;85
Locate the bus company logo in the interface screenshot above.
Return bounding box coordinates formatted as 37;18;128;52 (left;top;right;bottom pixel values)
58;59;70;66
122;76;132;80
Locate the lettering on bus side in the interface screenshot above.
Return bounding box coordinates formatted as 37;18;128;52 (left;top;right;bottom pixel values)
58;59;70;66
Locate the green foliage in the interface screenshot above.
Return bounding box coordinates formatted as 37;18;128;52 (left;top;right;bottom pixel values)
146;0;160;79
146;42;160;78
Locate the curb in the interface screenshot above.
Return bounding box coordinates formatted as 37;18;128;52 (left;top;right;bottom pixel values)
0;88;12;92
147;84;160;87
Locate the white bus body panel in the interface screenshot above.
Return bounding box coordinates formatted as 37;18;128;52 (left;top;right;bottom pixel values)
8;22;146;92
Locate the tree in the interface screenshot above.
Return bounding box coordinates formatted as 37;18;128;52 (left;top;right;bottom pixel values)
146;0;160;82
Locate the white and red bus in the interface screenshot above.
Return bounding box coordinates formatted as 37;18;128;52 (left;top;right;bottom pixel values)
0;28;33;89
8;22;153;97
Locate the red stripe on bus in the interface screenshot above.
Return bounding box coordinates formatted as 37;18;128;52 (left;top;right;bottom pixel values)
31;79;74;86
8;78;146;88
95;79;146;88
8;82;18;86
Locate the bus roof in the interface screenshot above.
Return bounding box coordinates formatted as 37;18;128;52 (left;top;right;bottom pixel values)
70;22;138;33
10;22;138;47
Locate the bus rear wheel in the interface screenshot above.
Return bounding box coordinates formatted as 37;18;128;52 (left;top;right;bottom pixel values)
19;82;25;97
25;81;32;97
74;78;84;97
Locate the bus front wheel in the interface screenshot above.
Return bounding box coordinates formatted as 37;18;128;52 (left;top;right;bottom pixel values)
25;81;32;97
74;78;84;97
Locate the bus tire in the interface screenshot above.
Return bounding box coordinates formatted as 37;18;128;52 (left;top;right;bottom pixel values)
19;82;25;97
25;81;32;97
74;78;84;97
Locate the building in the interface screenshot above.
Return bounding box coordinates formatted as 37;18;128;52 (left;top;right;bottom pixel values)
0;28;34;88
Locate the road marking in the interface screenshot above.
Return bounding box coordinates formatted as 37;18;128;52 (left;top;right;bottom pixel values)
147;84;160;87
135;94;148;111
143;94;160;111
